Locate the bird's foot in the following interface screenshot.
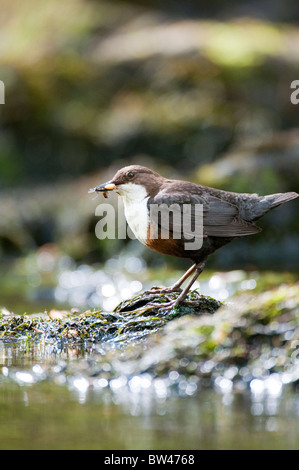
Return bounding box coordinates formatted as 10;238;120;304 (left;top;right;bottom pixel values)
145;285;182;295
147;300;177;312
148;294;186;312
120;292;201;314
148;293;203;312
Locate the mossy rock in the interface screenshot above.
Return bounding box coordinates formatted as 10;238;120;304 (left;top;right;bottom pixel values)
1;283;299;391
0;289;222;345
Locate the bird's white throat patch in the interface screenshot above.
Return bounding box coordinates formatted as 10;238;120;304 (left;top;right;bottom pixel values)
117;183;149;243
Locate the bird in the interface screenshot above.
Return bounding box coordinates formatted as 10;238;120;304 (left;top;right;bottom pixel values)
89;165;298;311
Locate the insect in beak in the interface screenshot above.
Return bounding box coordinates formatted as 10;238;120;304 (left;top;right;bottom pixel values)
88;182;117;198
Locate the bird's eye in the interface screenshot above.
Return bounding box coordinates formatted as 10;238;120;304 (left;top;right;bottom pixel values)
127;171;134;179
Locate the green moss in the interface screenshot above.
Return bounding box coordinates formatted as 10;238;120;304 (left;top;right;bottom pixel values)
0;290;221;345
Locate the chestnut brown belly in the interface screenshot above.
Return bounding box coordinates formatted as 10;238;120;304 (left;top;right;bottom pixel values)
145;237;191;259
145;234;233;263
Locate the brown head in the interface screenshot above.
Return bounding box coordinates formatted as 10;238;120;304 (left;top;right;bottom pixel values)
90;165;165;200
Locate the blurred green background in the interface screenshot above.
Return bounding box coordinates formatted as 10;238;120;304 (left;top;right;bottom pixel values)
0;0;298;311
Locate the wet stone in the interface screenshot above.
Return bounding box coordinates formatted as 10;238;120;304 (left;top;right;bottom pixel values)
0;290;221;345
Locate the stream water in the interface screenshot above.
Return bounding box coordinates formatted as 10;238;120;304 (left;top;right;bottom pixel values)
1;378;298;450
0;266;298;450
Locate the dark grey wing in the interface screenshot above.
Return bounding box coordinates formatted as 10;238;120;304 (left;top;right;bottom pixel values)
203;196;261;236
148;191;261;238
147;192;204;241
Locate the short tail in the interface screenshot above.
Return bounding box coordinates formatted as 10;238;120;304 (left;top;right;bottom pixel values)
263;191;298;208
252;191;298;220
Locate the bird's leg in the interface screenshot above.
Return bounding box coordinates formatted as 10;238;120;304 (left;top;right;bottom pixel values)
167;263;197;291
149;261;206;311
146;263;197;294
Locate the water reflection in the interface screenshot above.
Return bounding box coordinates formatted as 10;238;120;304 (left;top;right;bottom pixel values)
1;347;297;414
0;359;295;418
1;331;299;449
0;369;298;450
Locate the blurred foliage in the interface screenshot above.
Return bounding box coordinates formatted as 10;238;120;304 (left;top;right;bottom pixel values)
1;0;299;184
0;0;298;271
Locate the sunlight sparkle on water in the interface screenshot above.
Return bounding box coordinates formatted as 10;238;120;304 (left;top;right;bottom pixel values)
214;376;233;394
101;283;116;297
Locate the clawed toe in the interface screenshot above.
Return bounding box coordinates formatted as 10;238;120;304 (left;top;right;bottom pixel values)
148;296;181;311
148;295;201;312
122;293;199;314
148;301;176;311
145;286;182;295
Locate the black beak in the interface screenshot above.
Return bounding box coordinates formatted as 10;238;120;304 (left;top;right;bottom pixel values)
88;182;117;194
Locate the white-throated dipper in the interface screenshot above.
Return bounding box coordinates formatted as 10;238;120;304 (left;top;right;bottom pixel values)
89;165;298;310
